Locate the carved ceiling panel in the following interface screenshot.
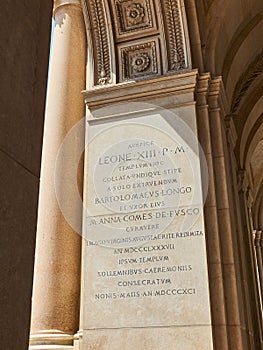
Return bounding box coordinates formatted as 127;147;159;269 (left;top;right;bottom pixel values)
118;38;160;80
83;0;191;87
111;0;157;39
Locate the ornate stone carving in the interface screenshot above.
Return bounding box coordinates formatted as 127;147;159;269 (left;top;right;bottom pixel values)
162;0;187;71
126;3;145;25
119;40;159;81
85;0;112;85
83;0;190;87
113;0;154;36
132;53;150;72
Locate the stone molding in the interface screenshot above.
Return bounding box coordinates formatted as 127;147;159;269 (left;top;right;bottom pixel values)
29;331;74;347
161;0;187;71
83;69;198;110
84;0;112;86
195;73;230;119
54;0;81;12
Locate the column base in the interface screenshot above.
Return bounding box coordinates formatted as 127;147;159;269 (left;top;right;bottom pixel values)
29;331;74;350
29;347;73;350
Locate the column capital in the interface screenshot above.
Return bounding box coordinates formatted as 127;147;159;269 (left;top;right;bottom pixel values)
54;0;81;13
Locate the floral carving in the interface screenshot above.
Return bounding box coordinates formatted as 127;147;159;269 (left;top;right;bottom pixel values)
126;3;145;26
119;40;159;81
113;0;154;34
132;53;150;72
171;48;185;70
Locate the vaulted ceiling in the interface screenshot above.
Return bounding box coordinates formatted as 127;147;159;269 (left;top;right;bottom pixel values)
195;0;263;228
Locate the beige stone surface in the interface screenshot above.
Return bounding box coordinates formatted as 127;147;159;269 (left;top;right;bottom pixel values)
82;326;213;350
81;101;212;348
83;213;211;329
85;110;203;218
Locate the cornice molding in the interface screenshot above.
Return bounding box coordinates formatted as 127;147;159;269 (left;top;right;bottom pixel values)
208;77;229;115
83;69;198;110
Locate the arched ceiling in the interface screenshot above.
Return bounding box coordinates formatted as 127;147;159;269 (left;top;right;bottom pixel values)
195;0;263;227
195;0;263;157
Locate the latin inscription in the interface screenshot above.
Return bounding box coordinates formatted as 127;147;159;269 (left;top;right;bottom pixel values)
86;136;204;304
83;114;211;329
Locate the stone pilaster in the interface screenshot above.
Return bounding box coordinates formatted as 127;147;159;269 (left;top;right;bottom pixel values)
196;75;258;349
237;169;263;347
196;74;228;349
224;114;260;349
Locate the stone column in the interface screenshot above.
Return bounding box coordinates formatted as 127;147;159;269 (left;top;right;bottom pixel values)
29;0;86;348
224;117;257;349
260;231;263;267
255;231;263;297
238;172;263;346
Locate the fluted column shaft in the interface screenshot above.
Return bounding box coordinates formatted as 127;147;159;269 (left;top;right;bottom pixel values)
30;1;86;347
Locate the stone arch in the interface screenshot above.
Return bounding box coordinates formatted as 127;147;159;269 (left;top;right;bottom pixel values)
196;0;263;79
81;0;116;87
239;97;263;167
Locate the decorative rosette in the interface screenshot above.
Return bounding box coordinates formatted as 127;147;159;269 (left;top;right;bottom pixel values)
126;3;145;25
132;53;150;72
